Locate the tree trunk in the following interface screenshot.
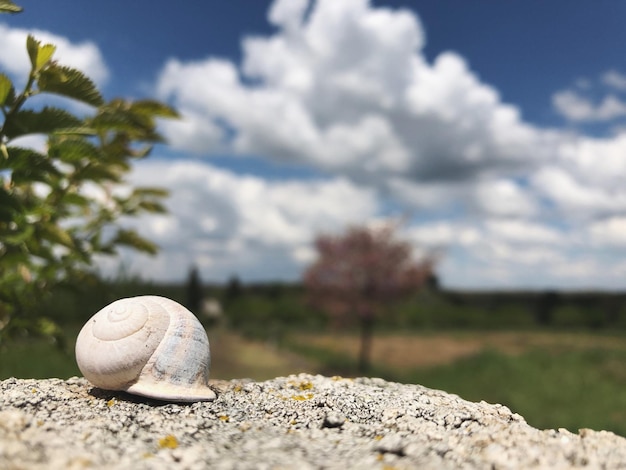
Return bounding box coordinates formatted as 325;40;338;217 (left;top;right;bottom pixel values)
358;315;374;373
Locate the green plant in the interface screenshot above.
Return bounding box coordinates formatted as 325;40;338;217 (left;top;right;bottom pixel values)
0;1;177;343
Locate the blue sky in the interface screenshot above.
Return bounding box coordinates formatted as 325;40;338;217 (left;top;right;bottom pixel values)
4;0;626;289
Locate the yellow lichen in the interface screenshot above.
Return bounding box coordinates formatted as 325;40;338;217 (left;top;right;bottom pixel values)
287;380;314;391
158;435;178;449
298;381;313;391
69;457;93;467
106;398;116;407
233;385;243;392
219;415;230;422
291;393;314;401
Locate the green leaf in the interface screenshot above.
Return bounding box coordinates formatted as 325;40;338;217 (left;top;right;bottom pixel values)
23;234;47;259
0;187;22;222
38;65;103;107
0;252;29;272
40;224;75;248
26;35;39;70
131;99;179;118
6;146;52;168
132;187;170;198
48;137;100;164
112;229;158;255
0;224;34;245
92;106;152;133
6;146;59;183
36;44;56;71
59;192;90;208
137;200;167;213
79;163;123;182
51;126;97;137
0;73;13;106
127;187;169;214
3;107;83;140
26;36;56;72
90;99;164;142
0;1;23;13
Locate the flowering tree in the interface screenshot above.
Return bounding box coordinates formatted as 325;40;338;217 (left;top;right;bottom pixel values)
304;223;434;372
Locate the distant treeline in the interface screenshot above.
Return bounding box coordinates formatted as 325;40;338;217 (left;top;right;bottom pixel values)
440;290;626;329
30;275;626;342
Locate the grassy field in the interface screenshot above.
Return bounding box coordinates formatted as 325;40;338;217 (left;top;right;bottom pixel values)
3;328;626;436
291;330;626;368
0;326;318;382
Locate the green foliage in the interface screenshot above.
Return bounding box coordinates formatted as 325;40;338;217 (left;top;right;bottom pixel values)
225;284;327;341
0;0;22;14
0;5;177;344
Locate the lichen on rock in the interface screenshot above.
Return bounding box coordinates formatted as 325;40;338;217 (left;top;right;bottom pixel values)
1;374;625;469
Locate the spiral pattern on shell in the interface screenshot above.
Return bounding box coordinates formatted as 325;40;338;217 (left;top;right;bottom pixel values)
75;296;216;402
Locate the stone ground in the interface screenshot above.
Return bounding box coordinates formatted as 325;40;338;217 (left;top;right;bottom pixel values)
1;374;626;469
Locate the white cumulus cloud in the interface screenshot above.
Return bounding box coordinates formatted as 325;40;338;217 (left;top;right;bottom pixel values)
603;70;626;91
60;0;626;289
552;90;626;122
107;159;379;282
156;0;550;191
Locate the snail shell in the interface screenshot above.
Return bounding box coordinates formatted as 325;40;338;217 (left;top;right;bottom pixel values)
75;295;216;402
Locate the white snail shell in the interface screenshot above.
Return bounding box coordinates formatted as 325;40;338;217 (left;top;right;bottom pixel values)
75;295;216;402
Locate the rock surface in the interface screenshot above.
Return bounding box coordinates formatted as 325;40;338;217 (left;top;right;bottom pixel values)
1;374;625;469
